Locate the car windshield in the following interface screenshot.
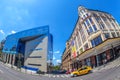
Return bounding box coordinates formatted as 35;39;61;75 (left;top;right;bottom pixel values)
78;66;87;71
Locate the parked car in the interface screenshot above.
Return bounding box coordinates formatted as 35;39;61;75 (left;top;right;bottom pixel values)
66;69;74;74
37;70;45;74
51;70;66;74
70;66;92;77
59;70;67;74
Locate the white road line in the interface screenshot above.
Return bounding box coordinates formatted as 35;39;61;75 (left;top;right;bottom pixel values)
61;75;64;78
53;75;56;78
65;74;69;77
0;69;3;73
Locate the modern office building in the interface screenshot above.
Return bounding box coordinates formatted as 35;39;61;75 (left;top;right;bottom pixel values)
2;25;53;72
62;6;120;71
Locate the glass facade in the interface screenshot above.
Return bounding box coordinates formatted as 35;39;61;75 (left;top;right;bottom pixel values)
3;26;49;54
2;25;53;72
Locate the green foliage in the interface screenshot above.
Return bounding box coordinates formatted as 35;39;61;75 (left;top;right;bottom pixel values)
53;65;60;70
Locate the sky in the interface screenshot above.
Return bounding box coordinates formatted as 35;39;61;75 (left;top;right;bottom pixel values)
0;0;120;65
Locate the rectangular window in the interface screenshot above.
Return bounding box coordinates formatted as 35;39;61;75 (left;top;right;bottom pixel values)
28;56;42;58
77;32;82;47
84;43;89;50
28;63;41;66
99;23;105;29
95;17;100;22
89;18;93;24
75;37;78;50
104;33;110;39
89;27;93;33
91;40;95;47
80;28;86;42
93;25;97;31
112;33;116;38
86;19;90;26
112;23;116;29
103;17;107;21
91;36;102;47
84;22;87;29
117;32;120;37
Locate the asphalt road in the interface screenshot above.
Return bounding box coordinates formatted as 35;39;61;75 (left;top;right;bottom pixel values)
0;61;120;80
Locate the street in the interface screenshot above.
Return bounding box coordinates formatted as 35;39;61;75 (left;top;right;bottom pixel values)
0;61;120;80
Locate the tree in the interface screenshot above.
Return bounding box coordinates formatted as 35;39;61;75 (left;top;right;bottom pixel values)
53;65;60;70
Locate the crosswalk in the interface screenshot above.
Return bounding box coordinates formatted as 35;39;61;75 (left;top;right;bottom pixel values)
0;69;3;73
43;74;71;78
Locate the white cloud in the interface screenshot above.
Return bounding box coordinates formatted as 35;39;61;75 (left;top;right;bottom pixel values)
11;30;16;34
56;59;61;64
54;50;60;54
53;56;56;60
0;29;5;35
8;30;16;35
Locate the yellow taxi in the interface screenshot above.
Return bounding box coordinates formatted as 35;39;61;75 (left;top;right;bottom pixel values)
71;66;92;77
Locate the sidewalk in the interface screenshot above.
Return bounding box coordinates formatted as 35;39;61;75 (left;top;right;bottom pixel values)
4;63;39;75
93;57;120;72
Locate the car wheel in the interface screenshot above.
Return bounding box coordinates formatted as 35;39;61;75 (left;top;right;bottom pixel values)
73;74;77;77
88;70;92;73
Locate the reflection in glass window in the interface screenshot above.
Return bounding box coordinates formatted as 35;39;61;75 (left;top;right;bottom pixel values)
89;27;93;33
95;17;100;22
112;33;116;38
86;19;90;26
99;23;105;29
91;36;102;47
104;33;110;39
89;18;93;24
93;25;97;31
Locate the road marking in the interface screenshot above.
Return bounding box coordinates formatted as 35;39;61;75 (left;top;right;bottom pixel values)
56;75;59;77
0;70;3;73
61;75;64;78
53;75;56;78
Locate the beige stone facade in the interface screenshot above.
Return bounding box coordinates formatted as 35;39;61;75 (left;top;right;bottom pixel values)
62;6;120;71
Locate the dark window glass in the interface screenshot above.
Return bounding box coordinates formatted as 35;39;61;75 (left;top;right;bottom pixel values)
28;63;41;66
89;18;93;23
105;33;110;39
117;32;120;37
93;25;97;31
103;17;107;21
112;33;116;37
91;36;102;47
93;13;97;17
28;56;42;58
84;23;87;29
89;27;93;33
91;40;95;47
95;17;100;22
84;43;89;50
86;19;90;26
99;23;105;29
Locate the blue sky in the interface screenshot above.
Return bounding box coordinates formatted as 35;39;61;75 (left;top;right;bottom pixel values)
0;0;120;65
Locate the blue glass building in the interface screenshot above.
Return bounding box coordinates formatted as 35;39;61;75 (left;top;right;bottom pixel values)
2;25;53;72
